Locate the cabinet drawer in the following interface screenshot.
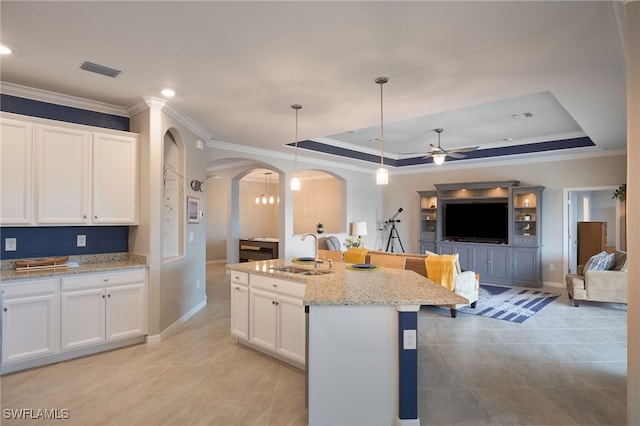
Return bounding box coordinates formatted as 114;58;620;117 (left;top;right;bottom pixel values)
514;236;536;246
2;278;58;298
230;270;249;285
62;269;146;291
250;274;306;299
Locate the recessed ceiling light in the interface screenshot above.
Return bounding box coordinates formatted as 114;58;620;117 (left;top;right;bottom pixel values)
0;44;12;55
161;88;176;97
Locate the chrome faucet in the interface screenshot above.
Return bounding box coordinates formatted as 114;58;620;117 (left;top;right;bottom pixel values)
301;233;322;269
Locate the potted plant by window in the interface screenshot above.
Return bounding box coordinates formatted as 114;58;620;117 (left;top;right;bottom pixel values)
316;223;324;234
612;184;626;202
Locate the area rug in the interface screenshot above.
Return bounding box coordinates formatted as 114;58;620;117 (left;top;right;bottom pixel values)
458;284;560;323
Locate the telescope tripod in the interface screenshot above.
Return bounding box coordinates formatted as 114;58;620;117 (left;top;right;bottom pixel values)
385;222;405;253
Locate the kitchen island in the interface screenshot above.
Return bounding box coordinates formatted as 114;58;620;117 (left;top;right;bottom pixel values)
226;258;466;426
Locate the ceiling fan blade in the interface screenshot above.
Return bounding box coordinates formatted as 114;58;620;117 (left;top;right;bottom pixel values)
450;145;480;153
422;152;434;159
447;152;467;159
429;144;444;153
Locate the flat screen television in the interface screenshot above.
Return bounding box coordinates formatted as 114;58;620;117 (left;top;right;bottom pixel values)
443;201;508;243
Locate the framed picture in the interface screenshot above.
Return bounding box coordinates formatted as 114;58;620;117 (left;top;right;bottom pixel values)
187;196;200;223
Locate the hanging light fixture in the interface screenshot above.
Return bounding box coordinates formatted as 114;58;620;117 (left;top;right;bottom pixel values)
375;77;389;185
290;104;302;191
433;128;446;165
255;172;279;205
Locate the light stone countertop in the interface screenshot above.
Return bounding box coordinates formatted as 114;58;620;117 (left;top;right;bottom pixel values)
226;258;467;307
0;253;147;282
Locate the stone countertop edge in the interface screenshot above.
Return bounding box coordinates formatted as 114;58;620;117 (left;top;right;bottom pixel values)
1;253;147;282
226;258;467;307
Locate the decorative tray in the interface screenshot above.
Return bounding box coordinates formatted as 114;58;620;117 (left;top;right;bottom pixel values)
15;256;70;272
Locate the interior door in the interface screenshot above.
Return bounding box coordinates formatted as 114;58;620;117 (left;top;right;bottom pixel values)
577;222;606;266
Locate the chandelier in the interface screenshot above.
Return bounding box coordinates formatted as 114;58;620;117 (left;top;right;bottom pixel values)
255;172;279;205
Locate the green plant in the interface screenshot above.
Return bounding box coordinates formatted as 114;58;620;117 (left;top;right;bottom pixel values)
343;236;363;249
612;184;626;202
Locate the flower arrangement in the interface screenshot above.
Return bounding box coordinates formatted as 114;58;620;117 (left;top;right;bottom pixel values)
612;184;626;202
344;236;364;249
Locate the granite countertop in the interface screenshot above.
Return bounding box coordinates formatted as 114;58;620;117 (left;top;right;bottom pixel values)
1;253;147;282
227;258;467;307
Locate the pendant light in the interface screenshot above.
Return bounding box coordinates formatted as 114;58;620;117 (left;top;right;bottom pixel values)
290;104;302;191
255;172;279;205
433;128;446;165
375;77;389;185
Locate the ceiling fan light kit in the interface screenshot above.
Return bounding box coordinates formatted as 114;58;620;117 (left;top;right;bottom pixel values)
425;128;479;165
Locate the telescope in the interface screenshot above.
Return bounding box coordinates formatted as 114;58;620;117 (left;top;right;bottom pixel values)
385;207;403;224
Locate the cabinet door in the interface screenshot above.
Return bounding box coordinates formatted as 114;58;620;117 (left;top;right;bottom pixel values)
2;293;59;364
0;118;33;225
106;283;147;341
489;247;511;280
512;248;540;285
249;288;277;352
92;133;138;224
471;247;490;277
277;294;306;365
35;125;90;224
61;288;106;350
230;283;249;340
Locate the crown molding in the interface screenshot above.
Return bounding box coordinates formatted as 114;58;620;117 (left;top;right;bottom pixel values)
0;81;129;117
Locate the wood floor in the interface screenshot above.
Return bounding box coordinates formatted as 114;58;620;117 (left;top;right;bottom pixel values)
1;263;627;425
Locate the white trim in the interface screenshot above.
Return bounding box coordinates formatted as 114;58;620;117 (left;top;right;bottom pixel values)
146;297;207;343
397;305;420;312
395;418;420;426
0;81;129;117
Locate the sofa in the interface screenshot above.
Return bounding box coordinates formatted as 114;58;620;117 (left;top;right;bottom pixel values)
565;250;627;307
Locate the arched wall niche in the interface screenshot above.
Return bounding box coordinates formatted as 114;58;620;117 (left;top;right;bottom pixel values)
293;169;346;235
162;128;185;260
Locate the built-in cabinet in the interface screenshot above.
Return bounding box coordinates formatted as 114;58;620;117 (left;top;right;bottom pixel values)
61;270;147;351
230;271;250;340
1;268;147;374
0;113;138;226
420;181;544;287
230;270;306;369
1;278;59;364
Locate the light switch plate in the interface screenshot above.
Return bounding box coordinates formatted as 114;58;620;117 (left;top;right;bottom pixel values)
5;238;16;251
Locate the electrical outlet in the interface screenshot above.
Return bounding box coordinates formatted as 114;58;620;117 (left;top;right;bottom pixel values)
197;279;200;289
189;232;194;243
403;329;417;350
77;235;86;247
5;238;17;251
549;263;555;271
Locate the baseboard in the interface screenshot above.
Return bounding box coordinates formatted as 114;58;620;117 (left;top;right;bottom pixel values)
146;297;208;343
206;259;227;264
544;281;565;288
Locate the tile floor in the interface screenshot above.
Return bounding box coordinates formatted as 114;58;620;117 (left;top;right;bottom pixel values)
0;263;627;425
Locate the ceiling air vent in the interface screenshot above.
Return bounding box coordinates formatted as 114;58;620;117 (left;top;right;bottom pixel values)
511;112;534;120
79;60;122;78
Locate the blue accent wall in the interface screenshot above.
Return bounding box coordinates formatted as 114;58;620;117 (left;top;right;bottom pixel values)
0;227;129;260
398;310;418;420
1;94;129;131
1;95;132;260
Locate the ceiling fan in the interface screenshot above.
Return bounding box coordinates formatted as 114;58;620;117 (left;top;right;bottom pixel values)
421;128;479;165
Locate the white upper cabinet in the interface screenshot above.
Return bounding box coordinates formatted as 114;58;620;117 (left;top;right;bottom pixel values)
92;133;138;224
0;117;34;224
0;113;138;226
36;124;91;224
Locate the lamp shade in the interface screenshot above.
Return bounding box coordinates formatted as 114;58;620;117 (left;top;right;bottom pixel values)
433;154;446;165
352;221;368;237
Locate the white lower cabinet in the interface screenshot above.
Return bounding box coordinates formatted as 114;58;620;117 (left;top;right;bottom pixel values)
61;269;147;351
1;278;60;364
230;271;249;340
231;272;306;368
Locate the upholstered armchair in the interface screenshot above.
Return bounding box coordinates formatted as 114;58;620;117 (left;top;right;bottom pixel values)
565;250;627;307
425;253;479;318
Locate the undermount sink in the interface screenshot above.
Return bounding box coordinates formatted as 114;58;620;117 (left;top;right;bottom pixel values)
270;265;333;276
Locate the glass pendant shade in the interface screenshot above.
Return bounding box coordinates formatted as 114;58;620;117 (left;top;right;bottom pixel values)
376;167;389;185
433;154;446;165
290;175;301;191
